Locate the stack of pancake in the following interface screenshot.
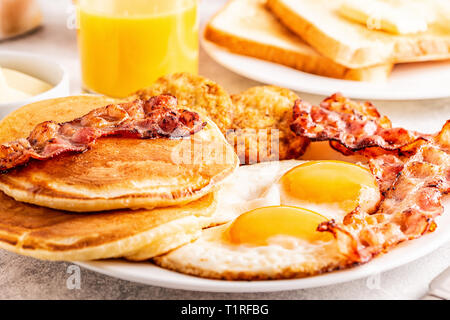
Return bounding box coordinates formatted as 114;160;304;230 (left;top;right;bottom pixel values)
1;73;447;282
0;72;311;263
0;94;239;261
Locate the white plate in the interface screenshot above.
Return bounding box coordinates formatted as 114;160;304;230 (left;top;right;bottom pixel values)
202;39;450;100
77;199;449;293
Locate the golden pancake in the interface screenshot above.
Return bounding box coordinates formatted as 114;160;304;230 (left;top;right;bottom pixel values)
0;190;217;261
0;96;239;212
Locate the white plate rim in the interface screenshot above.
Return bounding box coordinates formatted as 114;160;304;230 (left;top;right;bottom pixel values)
76;200;450;293
201;38;450;101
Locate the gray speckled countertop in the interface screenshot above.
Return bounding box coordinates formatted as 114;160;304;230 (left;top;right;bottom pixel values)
0;0;449;300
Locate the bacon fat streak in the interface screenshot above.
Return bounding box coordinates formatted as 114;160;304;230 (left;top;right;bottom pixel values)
0;95;206;172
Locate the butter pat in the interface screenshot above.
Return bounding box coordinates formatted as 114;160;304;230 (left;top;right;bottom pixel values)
338;0;436;35
0;68;32;103
1;68;53;96
0;67;52;103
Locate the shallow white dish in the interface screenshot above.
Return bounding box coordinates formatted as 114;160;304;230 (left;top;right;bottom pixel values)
202;39;450;101
77;198;449;293
0;50;70;119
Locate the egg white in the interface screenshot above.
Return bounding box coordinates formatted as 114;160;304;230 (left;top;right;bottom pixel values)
154;160;379;280
208;159;376;225
153;223;345;280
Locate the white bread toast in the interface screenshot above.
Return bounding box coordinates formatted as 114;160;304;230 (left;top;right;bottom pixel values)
267;0;450;69
205;0;393;81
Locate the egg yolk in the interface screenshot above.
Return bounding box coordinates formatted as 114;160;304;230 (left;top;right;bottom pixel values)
228;206;333;245
279;160;379;213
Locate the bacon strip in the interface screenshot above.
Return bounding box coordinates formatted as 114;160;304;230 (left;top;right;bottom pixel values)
319;122;450;263
321;93;392;129
289;93;450;264
0;95;206;172
290;94;432;156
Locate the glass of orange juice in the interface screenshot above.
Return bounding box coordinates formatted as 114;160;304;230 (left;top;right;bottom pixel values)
77;0;198;98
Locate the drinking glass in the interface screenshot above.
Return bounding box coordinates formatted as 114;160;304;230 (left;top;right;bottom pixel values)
77;0;198;98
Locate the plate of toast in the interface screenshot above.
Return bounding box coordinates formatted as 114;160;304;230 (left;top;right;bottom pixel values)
0;72;448;292
203;0;450;100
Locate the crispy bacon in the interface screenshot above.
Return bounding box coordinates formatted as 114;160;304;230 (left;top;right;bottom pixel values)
318;123;450;262
290;93;432;156
290;93;450;264
0;95;206;172
321;93;392;129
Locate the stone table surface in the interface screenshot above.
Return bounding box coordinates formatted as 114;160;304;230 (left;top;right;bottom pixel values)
0;0;449;300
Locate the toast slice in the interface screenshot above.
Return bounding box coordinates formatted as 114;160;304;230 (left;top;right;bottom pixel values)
205;0;393;81
267;0;450;68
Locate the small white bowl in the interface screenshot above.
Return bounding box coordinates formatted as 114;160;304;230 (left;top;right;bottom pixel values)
0;50;70;119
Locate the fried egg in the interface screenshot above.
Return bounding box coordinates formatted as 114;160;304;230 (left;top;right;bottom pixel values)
154;160;381;280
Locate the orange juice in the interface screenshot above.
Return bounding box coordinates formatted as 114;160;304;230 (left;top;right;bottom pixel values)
77;0;198;98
